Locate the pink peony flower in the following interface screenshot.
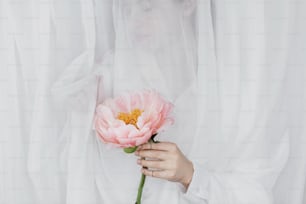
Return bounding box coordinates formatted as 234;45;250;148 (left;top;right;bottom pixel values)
94;90;174;148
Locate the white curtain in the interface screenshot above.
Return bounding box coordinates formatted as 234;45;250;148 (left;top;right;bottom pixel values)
0;0;305;204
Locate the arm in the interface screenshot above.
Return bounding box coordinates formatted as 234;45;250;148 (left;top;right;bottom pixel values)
136;133;290;204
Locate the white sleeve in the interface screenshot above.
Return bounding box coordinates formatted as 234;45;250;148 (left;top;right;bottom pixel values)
180;140;289;204
184;161;210;201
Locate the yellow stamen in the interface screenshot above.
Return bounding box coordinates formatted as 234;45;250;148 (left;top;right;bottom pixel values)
117;109;143;127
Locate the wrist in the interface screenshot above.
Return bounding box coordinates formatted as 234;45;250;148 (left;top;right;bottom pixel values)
181;161;194;189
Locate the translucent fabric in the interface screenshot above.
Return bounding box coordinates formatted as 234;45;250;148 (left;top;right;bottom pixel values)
0;0;306;204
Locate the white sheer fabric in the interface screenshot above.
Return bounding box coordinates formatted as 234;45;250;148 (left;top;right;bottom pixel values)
0;0;306;204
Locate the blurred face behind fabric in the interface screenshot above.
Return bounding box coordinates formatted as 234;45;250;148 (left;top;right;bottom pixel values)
123;0;185;50
114;0;196;101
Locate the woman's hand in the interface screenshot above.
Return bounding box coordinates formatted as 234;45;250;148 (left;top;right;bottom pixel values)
135;142;194;189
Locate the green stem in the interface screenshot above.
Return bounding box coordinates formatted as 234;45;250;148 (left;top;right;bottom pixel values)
135;173;146;204
134;135;158;204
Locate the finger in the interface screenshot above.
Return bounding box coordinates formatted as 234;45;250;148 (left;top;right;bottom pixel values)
137;159;171;170
138;142;177;152
135;150;168;160
141;168;174;180
141;168;163;178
